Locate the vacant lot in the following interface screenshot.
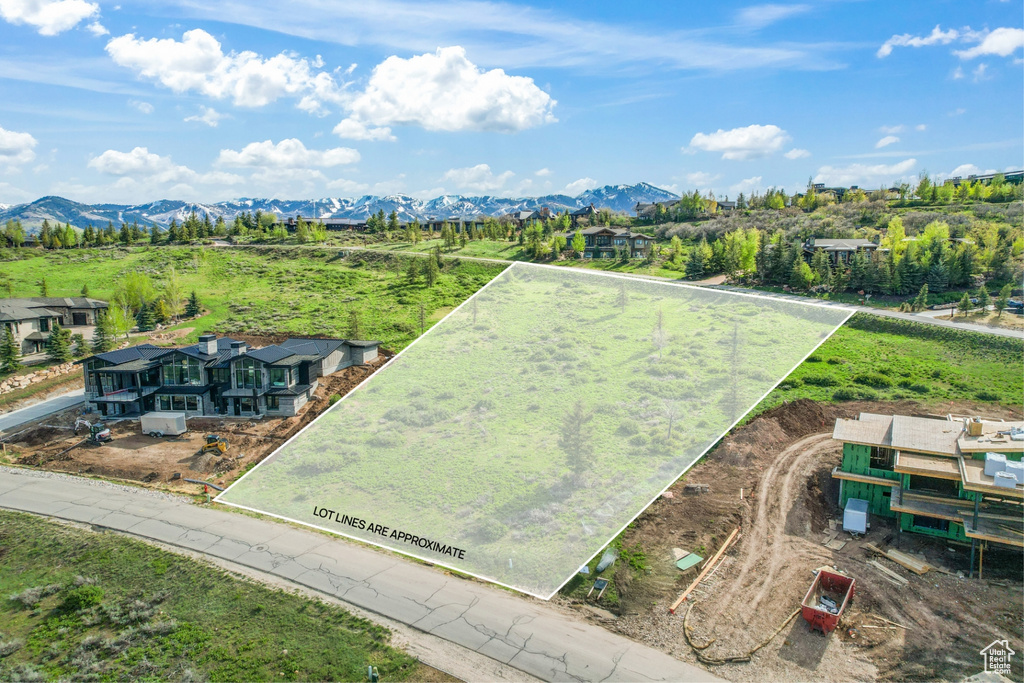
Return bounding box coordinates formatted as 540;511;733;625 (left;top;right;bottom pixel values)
0;511;445;682
0;246;505;350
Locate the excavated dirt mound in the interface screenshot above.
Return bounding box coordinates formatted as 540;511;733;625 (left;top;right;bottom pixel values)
565;399;1024;683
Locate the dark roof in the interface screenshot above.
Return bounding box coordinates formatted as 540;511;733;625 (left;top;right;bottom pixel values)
345;340;381;348
265;383;312;396
25;297;108;310
280;338;347;356
0;302;61;321
570;205;596;216
23;331;48;341
176;336;240;363
155;385;209;395
90;344;168;366
806;238;877;251
247;346;297;364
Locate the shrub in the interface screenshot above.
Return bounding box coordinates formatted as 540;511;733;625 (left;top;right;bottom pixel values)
803;375;838;387
805;354;822;363
833;387;879;401
328;394;342;406
62;585;104;612
826;357;846;365
853;373;892;388
976;390;1000;401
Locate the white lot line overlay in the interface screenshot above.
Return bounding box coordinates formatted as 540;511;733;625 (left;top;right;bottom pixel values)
217;263;854;599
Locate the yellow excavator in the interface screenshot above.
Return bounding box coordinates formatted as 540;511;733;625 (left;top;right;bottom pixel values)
200;434;229;455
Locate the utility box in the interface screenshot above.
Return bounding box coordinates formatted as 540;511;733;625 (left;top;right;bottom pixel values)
843;498;869;534
1003;460;1024;484
140;412;187;438
984;452;1007;477
993;471;1017;489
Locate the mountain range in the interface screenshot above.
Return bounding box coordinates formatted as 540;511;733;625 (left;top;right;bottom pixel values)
0;183;678;233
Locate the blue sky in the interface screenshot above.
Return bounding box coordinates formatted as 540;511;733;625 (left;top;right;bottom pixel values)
0;0;1021;205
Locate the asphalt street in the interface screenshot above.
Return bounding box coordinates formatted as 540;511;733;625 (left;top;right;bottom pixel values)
0;468;718;683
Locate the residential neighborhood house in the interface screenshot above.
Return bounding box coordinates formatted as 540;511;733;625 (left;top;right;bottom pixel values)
565;226;654;259
831;412;1023;563
0;297;108;354
802;237;880;264
80;334;381;418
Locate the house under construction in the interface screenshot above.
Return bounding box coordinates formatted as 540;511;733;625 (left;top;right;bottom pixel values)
831;413;1023;565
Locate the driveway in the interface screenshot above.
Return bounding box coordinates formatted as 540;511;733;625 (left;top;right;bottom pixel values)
0;388;84;434
0;468;717;683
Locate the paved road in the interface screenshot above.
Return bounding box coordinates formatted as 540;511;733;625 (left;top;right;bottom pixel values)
0;388;84;434
0;468;717;682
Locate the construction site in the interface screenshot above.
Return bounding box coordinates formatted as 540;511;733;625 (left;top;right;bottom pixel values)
0;337;392;494
558;398;1023;682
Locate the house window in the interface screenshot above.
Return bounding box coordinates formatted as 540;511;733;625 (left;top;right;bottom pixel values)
158;396;171;411
240;397;255;413
162;357;202;385
39;318;50;332
235;359;262;389
869;446;894;470
172;395;186;411
635;240;645;246
269;367;289;388
209;368;230;384
613;239;625;246
266;395;280;411
186;396;199;412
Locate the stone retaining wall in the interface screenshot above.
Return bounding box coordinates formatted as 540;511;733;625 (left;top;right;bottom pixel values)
0;362;78;395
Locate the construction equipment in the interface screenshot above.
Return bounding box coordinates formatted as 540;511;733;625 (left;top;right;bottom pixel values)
201;434;229;455
73;418;112;445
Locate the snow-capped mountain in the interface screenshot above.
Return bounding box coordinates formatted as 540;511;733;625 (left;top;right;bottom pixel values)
0;183;680;233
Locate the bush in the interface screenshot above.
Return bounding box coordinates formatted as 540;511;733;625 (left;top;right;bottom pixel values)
853;373;892;388
803;375;838;387
976;390;1000;401
833;387;879;401
62;585;104;612
328;394;342;406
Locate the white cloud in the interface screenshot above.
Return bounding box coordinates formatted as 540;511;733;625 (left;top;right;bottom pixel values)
87;146;244;187
736;4;810;28
216;138;359;168
0;0;99;35
534;167;552;177
105;28;348;111
128;99;153;114
564;177;596;195
949;107;966;116
342;46;556;133
85;20;106;35
687;123;789;160
951;65;964;79
954;27;1024;59
972;63;990;82
441;163;514;193
877;25;959;58
813;158;917;186
784;148;810;159
875;135;899;149
326;177;370;194
185;105;228;127
685;171;721;186
879;124;904;134
729;176;763;195
0;124;37;166
915;124;927;131
332;118;396;141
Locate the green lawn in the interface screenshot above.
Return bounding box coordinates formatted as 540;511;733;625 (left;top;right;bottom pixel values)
0;247;506;350
757;313;1023;412
0;511;427;682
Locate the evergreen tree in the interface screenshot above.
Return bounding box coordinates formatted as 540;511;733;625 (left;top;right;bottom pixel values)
81;284;90;297
995;283;1012;317
615;281;628;313
925;262;949;293
405;258;419;285
957;291;973;317
912;284;929;312
347;309;363;339
425;254;440;287
789;259;813;289
136;303;156;332
0;326;20;374
976;286;991;311
70;333;86;357
46;323;73;363
185;290;202;317
37;277;49;296
91;312;115;353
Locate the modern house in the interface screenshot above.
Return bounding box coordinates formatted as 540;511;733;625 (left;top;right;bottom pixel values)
565;226;653;259
0;297;108;354
831;413;1023;552
80;334;381;418
569;204;597;227
802;238;879;264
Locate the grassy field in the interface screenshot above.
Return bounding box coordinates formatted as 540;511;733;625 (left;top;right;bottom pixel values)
0;510;432;682
219;265;850;596
0;247;506;351
757;313;1023;413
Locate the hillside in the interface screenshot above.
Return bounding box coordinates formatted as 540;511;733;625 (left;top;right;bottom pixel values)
0;183;679;232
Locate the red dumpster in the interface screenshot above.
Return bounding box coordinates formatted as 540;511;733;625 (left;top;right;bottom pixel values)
800;569;855;634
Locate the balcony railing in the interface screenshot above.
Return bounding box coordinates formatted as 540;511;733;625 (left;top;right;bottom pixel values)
86;385;160;402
